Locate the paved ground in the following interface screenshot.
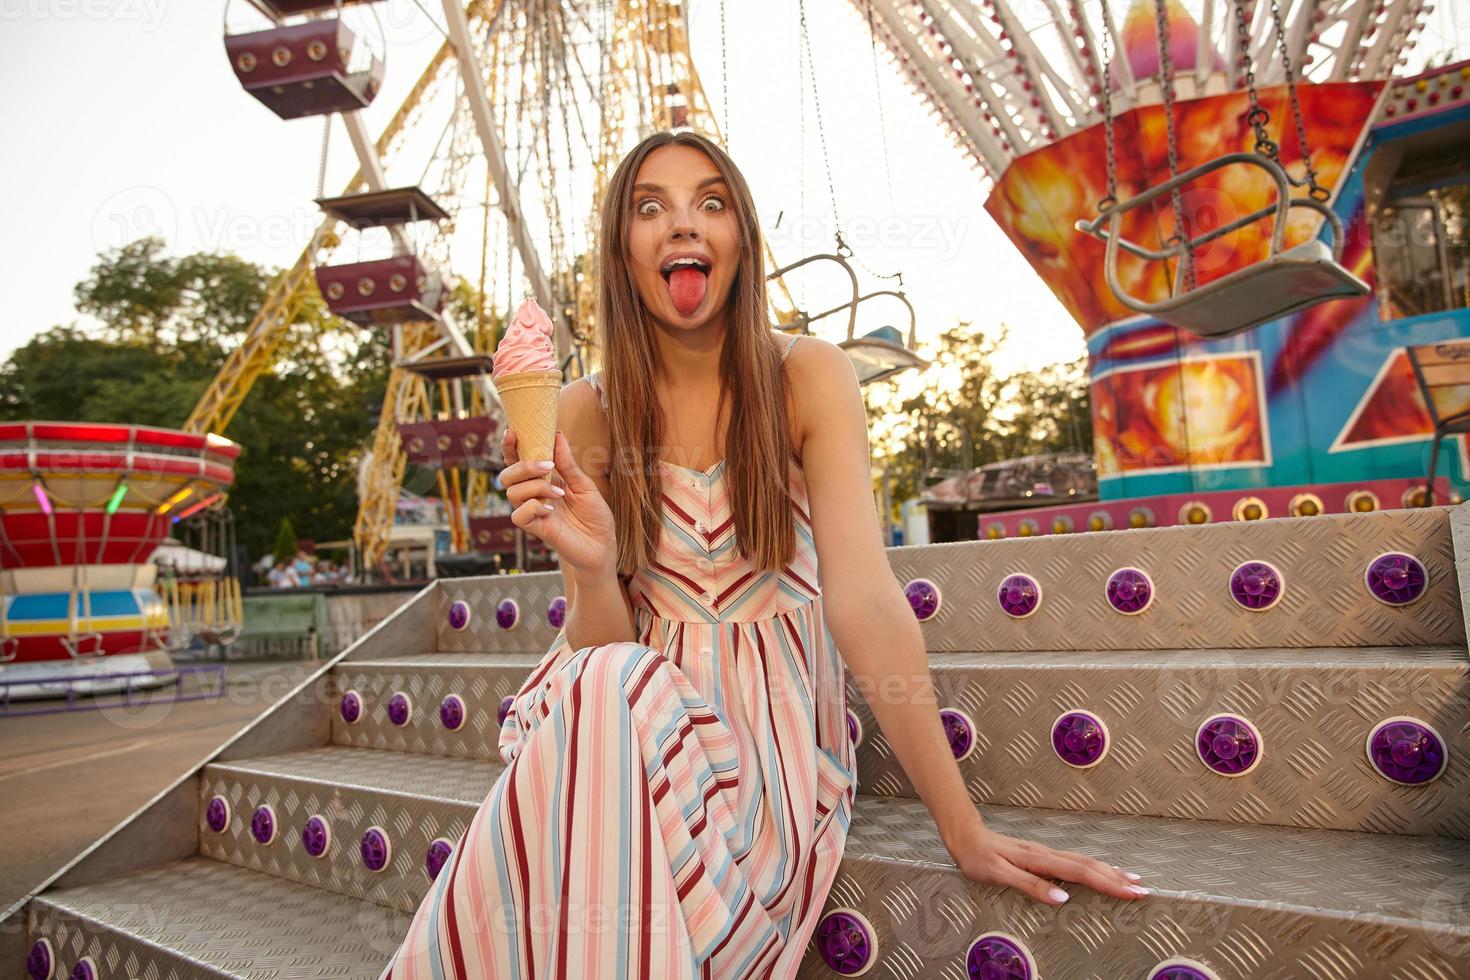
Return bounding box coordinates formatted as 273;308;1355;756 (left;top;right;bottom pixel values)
0;659;322;913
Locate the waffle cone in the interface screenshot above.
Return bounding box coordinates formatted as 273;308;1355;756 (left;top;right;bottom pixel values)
496;369;562;461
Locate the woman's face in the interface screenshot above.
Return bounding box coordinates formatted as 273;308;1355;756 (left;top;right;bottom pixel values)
625;143;740;331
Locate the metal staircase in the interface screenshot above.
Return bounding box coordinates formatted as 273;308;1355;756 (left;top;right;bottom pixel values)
7;506;1469;979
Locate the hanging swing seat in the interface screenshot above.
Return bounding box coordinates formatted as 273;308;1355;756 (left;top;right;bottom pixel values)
1075;152;1368;338
841;325;930;386
315;186;449;228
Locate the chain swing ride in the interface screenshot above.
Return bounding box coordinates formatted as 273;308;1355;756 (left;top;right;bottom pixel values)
1074;0;1370;337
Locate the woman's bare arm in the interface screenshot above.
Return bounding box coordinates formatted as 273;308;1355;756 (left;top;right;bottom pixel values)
790;337;1143;906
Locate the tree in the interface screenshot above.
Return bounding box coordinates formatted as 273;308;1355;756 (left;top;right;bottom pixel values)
866;320;1093;506
272;517;299;564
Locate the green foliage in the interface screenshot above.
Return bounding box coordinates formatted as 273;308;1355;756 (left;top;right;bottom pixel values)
272;517;299;565
0;237;390;560
867;321;1092;505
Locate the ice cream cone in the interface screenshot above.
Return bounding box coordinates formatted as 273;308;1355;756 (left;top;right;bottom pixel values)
496;369;562;462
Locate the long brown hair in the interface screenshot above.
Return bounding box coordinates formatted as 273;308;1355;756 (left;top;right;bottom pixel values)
596;130;795;576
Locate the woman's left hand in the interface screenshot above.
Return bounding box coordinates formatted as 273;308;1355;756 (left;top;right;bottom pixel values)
943;820;1147;906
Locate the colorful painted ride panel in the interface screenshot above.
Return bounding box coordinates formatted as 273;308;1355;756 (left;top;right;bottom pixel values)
978;66;1470;535
985;83;1383;333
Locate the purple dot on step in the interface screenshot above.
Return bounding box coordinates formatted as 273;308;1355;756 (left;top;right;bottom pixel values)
939;708;976;761
496;598;519;630
498;695;514;727
1196;715;1262;776
1148;959;1222;980
846;708;863;748
1052;710;1108;768
1364;552;1429;606
966;932;1037;980
339;689;363;725
815;909;876;976
68;958;97;980
997;573;1041;618
426;837;455;880
1105;567;1154;615
1229;561;1283;611
547;595;567;629
1367;717;1448;785
361;826;392;872
302;815;330;858
205;795;230;833
251;804;277;845
388;692;412;727
904;578;941;621
26;939;53;980
447;599;471;631
440;694;466;731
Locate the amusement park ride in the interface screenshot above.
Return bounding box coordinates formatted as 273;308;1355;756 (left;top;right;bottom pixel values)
7;0;1470;977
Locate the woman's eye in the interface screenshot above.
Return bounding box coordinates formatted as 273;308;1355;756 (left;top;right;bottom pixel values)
701;196;725;211
636;198;662;216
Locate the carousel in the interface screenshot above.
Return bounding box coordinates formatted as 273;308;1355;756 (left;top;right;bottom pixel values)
0;422;241;704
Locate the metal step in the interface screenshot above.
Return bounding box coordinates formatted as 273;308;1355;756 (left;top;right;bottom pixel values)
332;653;541;761
27;856;408;980
27;790;1469;979
330;647;1469;837
796;794;1470;978
852;645;1470;837
200;745;502;913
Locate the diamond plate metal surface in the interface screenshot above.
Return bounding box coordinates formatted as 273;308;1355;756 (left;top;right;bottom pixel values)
198;746;499;913
332;654;539;760
890;508;1464;652
798;795;1470;979
31;858;408;979
434;575;568;654
848;647;1470;838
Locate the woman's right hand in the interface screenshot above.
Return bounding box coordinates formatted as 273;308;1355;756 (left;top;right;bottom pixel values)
501;428;617;577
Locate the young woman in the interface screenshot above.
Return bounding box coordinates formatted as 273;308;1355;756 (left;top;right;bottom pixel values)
383;130;1144;980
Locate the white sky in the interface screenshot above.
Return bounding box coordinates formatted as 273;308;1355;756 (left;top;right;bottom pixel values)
1;1;1103;379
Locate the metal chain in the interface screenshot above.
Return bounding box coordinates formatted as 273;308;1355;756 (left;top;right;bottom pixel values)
1233;0;1277;158
1098;0;1117;210
798;0;847;255
720;0;729;146
1153;0;1195;289
1266;0;1329;199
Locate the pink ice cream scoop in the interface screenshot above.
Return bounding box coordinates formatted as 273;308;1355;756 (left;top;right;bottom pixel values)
493;298;558;378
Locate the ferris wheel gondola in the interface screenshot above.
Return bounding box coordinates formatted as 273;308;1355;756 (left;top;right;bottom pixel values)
223;0;386;121
1074;0;1369;337
314;186;451;327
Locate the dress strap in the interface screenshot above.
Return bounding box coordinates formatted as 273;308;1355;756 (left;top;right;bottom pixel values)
583;371;608;411
780;332;801;360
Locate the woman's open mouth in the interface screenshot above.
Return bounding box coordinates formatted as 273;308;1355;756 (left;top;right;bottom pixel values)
660;255;712;317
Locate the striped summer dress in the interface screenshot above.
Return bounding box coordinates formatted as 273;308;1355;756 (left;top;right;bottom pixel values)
382;332;857;980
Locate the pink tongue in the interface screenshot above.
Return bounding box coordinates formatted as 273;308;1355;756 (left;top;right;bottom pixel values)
667;266;708;317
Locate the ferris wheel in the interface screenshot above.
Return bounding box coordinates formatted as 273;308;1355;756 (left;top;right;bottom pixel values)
202;0;932;571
